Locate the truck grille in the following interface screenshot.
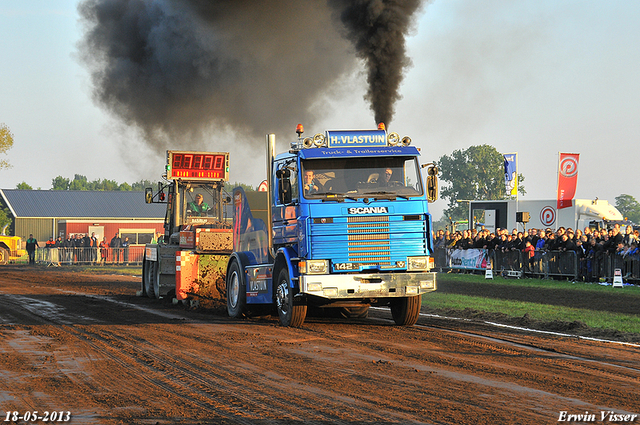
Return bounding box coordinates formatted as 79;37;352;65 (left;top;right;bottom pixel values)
347;216;390;261
309;215;427;268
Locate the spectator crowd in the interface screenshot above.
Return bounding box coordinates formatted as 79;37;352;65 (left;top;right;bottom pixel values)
434;224;639;281
35;232;133;266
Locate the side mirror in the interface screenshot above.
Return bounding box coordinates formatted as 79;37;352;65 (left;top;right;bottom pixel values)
426;166;438;202
276;168;292;204
276;169;290;178
145;187;153;204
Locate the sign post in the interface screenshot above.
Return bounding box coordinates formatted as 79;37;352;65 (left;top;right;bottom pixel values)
613;268;623;288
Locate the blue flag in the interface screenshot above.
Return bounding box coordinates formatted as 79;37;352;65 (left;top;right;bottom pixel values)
503;153;517;196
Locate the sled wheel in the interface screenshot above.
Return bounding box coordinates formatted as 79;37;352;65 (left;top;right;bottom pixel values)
144;259;156;298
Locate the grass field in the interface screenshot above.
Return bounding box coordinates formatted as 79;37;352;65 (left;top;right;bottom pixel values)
427;272;640;336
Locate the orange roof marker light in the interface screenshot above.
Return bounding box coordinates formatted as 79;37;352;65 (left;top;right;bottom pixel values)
377;122;386;131
292;124;310;150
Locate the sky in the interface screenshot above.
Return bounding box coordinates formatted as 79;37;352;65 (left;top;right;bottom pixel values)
1;0;639;221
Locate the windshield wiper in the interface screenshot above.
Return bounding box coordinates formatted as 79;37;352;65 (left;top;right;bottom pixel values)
363;191;408;200
319;192;357;202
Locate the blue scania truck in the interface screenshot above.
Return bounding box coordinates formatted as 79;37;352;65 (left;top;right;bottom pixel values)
227;125;439;327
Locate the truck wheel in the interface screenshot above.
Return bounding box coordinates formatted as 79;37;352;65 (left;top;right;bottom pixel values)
275;268;306;327
389;295;422;326
141;260;148;296
0;248;9;265
153;266;162;299
226;260;246;318
144;260;156;298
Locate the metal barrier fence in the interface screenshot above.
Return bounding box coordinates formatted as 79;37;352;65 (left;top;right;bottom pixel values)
26;246;640;280
34;246;145;266
434;247;640;283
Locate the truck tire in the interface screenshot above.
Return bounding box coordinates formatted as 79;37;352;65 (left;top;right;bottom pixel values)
390;295;422;326
141;260;148;296
226;260;246;318
275;268;306;327
0;248;9;265
153;266;162;299
143;260;156;298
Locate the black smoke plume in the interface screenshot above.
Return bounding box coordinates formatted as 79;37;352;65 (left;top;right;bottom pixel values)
77;0;423;151
329;0;424;126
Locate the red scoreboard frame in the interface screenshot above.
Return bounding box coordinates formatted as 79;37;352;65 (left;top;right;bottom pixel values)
167;151;229;181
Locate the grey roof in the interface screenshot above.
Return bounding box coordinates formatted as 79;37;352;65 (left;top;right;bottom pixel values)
0;189;166;219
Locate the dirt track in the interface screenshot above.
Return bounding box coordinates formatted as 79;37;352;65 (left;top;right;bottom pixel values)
0;266;638;424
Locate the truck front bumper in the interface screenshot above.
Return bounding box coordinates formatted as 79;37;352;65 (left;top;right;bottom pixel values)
299;272;436;299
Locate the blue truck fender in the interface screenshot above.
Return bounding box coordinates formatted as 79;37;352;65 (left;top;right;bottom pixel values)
273;247;299;290
226;252;252;284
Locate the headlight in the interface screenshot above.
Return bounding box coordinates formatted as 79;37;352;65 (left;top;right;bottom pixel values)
406;286;419;295
387;132;400;146
299;259;329;275
323;287;338;297
307;282;323;292
407;256;431;271
313;133;326;147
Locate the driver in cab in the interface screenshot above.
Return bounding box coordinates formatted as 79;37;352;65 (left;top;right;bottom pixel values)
303;170;323;195
188;193;210;216
379;167;395;187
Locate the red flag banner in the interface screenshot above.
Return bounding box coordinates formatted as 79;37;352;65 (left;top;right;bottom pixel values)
557;153;580;209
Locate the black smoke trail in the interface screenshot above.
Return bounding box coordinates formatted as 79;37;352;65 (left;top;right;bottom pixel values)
77;0;424;151
328;0;425;126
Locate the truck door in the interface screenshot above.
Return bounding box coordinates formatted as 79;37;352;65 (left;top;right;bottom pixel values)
273;159;299;246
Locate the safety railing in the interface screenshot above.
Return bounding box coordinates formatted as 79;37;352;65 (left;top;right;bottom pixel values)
493;250;523;273
33;246;145;266
434;247;640;283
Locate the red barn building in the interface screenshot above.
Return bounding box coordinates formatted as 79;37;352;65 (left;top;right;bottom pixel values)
0;189;166;263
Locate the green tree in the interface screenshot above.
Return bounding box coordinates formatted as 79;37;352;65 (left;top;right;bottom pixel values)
47;174;258;195
0;123;14;170
16;182;33;190
69;174;88;190
90;178;119;191
131;180;156;191
615;194;640;224
0;205;11;234
51;175;158;191
437;145;525;221
104;180;120;190
52;176;71;190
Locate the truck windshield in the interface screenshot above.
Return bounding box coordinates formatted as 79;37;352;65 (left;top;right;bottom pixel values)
301;156;423;199
183;184;224;222
185;190;212;217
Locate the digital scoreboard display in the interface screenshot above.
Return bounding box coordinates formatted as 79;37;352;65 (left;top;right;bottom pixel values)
167;151;229;181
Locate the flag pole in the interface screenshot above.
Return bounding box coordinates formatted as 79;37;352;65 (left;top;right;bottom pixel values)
516;151;519;231
555;152;559;231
